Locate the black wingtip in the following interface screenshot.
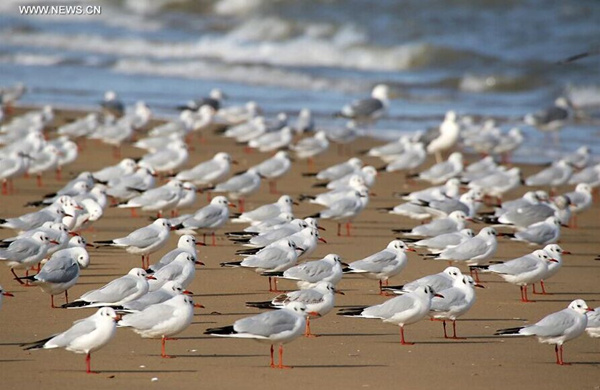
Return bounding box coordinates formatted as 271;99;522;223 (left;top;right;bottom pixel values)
337;307;366;317
301;172;318;177
61;300;90;309
261;271;284;277
205;325;236;335
220;261;242;267
245;301;276;309
312;182;328;188
494;327;523;336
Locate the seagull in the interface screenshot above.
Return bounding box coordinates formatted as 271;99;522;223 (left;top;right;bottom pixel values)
467;167;523;201
426;227;498;281
100;90;124;117
118;294;202;358
290;131;329;166
106;166;157;201
0;284;14;310
93;218;173;269
138;141;188;174
231;195;296;225
293;108;314;134
62;268;153;308
429;275;484;339
246;281;342;337
533;244;570;295
495;299;591;365
174;196;233;245
524;97;573;144
504;216;562;246
407;152;464;184
0;151;31;194
92;158;137;184
427;111;460;163
308;189;368;236
206;168;262;211
472;249;557;302
205;301;311;369
115;180;183;218
221;239;304;292
251;151;292;194
177;88;226;111
320;165;378;190
148;252;202;292
0;231;57;281
121;281;192;311
525;160;573;189
263;253;346;289
384;142;427;173
22;307;119;374
248;127;293;153
407;229;475;253
343;240;415;294
230;219;308;248
393;210;470;237
586;307;600;338
568;163;600;187
147;234;202;273
16;247;90;308
335;84;390;126
175;152;234;187
382;267;463;295
304;158;363;182
562;183;592;227
396;178;461;203
338;286;442;344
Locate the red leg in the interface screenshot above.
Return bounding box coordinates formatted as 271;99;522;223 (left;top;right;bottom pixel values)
2;180;7;195
131;208;138;218
161;335;174;358
65;290;69;304
557;345;570;365
51;295;55;308
11;269;24;285
36;174;43;188
85;353;98;374
304;316;318;338
277;345;292;369
520;285;534;303
346;222;351;237
206;192;212;202
56;167;62;181
337;223;341;237
450;320;465;339
442;320;448;338
540;280;550;295
269;181;277;194
399;326;414;345
211;232;216;247
239;199;245;213
270;345;275;368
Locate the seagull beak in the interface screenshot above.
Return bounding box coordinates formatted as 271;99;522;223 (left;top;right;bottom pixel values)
318;237;327;244
317;226;326;231
170;226;178;231
586;307;594;312
114;314;122;322
68;232;79;236
49;240;60;245
193;303;205;309
549;258;559;263
232;160;239;165
228;202;236;208
146;275;157;280
405;248;416;252
434;293;444;298
562;250;571;255
334;288;345;295
370;192;377;197
183;290;194;295
195;242;207;246
293;201;300;206
195;261;205;266
85;243;94;248
474;283;485;289
2;292;14;297
74;205;84;210
307;311;321;318
465;217;474;222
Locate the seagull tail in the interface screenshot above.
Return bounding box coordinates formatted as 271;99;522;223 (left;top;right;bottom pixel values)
298;194;316;202
93;240;115;247
205;325;236;335
494;327;524;336
225;231;258;238
234;247;262;256
261;271;284;277
301;172;318;177
245;301;277;310
21;335;55;350
391;228;412;234
24;200;44;208
376;207;394;212
337;307;367;317
220;261;243;267
311;182;328;188
61;300;91;309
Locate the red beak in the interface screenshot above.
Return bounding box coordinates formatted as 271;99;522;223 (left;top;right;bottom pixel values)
434;293;444;298
228;203;236;208
318;237;327;244
195;261;205;266
474;283;485;289
49;240;60;245
549;258;559;263
146;275;157;280
194;303;205;308
183;290;194;295
2;292;14;297
307;311;321;317
562;250;571;255
405;248;416;252
68;232;80;236
317;226;326;231
196;242;207;246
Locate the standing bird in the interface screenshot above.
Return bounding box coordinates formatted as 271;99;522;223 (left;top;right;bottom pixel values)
231;195;296;225
147;234;202;273
408;152;464;184
0;231;57;282
246;281;342;337
344;240;415;294
93;218;174;269
429;275;484;339
174;196;233;245
206;168;262;212
265;253;346;289
336;84;390;126
427;111;460;163
205;302;311;369
290;131;330;168
61;268;153;308
533;244;570;295
495;299;591;365
251;151;292;194
22;307;119;374
175;152;234;187
586;307;600;338
524;97;573;145
16;247;90;308
382;266;463;295
118;294;202;358
338;286;442;345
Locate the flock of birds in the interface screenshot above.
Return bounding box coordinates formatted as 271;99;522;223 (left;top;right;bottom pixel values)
0;82;598;374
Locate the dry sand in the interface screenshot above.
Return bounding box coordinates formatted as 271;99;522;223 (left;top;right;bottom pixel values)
0;107;598;390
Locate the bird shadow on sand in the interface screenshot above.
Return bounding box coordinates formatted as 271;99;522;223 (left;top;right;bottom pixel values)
170;354;264;359
195;292;260;297
292;364;387;369
69;369;198;374
79;273;127;278
0;359;31;363
317;332;392;337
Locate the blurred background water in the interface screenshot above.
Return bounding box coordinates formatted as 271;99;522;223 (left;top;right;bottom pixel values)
0;0;599;162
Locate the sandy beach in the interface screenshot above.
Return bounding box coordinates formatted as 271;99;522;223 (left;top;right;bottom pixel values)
0;107;598;390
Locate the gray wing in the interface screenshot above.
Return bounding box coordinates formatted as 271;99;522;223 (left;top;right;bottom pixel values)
80;276;139;303
241;247;289;269
516;224;555;244
350;250;395;272
119;303;176;330
364;295;415;319
215;173;252;192
118;225;160;247
179;160;218;180
284;260;331;282
184;205;223;228
48;317;98;348
535;107;568;124
430;288;467;311
0;238;38;260
501;204;554;226
37;256;78;283
279;289;324;305
441;238;487;260
234;310;296;337
489;255;538;275
343;98;384;117
523;310;575;337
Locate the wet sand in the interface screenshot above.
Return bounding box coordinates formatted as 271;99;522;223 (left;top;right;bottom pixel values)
0;107;598;390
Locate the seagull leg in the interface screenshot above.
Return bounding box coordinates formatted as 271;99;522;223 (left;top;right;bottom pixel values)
65;290;69;304
56;166;62;181
449;320;466;339
469;268;481;283
85;353;99;374
161;335;174;358
337;223;341;237
2;180;7;195
520;285;534;303
277;345;292;369
304;316;318;338
540;280;550;295
212;232;216;247
131;208;137;218
399;326;414;345
36;174;43;188
269;345;275;368
269;181;278;194
442;320;448;338
11;269;25;285
239;198;245;213
346;222;351;237
51;295;55;309
555;345;561;365
557;345;570;365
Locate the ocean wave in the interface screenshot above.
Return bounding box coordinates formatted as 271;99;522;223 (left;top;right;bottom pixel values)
0;53;64;66
567;85;600;108
458;73;542;93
